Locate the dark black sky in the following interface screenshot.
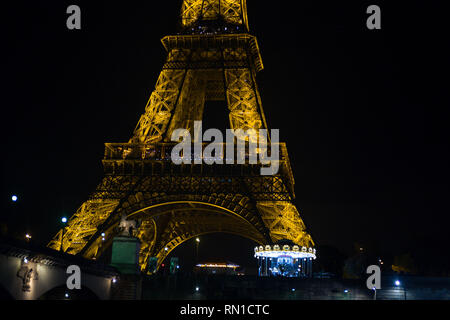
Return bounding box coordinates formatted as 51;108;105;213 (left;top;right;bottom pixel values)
2;1;449;267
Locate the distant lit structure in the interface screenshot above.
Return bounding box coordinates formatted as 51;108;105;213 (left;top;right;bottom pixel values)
194;261;240;275
254;240;316;277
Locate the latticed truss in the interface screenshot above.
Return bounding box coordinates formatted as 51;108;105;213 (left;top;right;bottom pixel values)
225;68;263;133
48;0;316;273
257;202;315;247
130;33;266;144
181;0;248;31
131;69;186;144
47;198;119;255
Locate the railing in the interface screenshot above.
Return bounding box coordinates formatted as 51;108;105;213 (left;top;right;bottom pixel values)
103;142;295;195
104;142;286;164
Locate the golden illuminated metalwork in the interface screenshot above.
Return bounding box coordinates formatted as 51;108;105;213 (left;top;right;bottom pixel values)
131;33;265;144
48;0;315;273
181;0;249;31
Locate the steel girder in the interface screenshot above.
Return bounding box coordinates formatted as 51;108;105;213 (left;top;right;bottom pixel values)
181;0;249;31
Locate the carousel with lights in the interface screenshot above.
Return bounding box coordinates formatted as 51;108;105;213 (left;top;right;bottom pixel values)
254;240;316;277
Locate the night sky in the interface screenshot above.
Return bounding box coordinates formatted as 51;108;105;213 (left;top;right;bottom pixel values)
2;1;449;269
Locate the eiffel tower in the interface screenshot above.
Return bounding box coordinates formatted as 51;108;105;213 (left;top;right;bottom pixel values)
48;0;315;273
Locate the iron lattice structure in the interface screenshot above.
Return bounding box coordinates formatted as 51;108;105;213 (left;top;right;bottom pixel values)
48;0;315;273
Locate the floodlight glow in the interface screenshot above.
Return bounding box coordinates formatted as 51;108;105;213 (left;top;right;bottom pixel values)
196;263;239;269
395;280;401;286
61;217;67;223
11;195;18;202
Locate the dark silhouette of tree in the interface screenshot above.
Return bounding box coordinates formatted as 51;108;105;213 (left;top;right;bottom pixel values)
392;253;417;275
342;242;380;279
315;245;347;277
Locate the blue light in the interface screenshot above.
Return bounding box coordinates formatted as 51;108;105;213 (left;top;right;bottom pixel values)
61;217;67;223
395;280;401;286
11;195;18;202
344;289;349;293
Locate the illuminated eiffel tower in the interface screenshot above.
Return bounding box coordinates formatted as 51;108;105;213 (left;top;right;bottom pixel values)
48;0;315;273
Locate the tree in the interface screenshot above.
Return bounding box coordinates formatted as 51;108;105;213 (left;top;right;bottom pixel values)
392;253;417;274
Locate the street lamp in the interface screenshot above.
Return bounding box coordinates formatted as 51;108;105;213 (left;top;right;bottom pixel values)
11;195;18;202
25;234;32;242
394;280;406;299
60;217;68;252
195;238;200;262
